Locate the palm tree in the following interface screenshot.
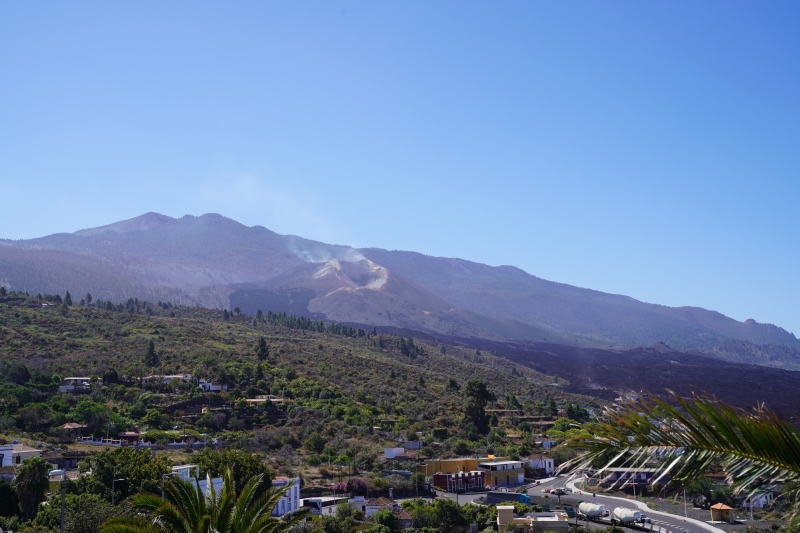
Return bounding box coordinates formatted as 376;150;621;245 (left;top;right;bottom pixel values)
100;469;308;533
14;457;51;520
564;391;800;496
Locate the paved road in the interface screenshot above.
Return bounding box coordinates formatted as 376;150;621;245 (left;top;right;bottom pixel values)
435;475;724;533
557;476;725;533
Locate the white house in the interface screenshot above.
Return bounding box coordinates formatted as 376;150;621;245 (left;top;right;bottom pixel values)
0;444;11;467
535;439;556;450
271;477;300;517
365;497;394;518
527;454;555;475
744;490;775;509
143;374;192;385
198;379;228;392
59;377;98;392
0;443;42;466
171;465;223;496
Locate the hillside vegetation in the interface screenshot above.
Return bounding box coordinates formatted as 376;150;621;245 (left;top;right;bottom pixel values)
0;290;601;466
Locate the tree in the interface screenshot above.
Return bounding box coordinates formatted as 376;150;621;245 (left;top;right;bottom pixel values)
80;447;172;502
7;363;31;384
103;368;119;384
85;293;92;306
463;379;495;435
32;492;133;533
64;290;73;306
145;340;159;367
0;480;20;518
14;457;50;520
565;392;800;498
372;508;398;531
193;448;272;493
446;378;459;392
256;337;269;362
100;470;307;533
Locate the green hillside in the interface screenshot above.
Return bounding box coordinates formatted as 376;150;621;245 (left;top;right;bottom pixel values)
0;290;602;476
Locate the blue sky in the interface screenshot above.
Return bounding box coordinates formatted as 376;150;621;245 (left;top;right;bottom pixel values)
1;2;799;335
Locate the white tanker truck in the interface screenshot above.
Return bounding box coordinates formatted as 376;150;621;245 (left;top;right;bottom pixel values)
578;502;606;519
611;507;642;525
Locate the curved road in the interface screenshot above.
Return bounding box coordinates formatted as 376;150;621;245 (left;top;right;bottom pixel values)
435;475;724;533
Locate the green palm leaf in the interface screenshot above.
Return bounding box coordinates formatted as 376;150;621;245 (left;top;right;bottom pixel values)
100;468;308;533
563;392;800;496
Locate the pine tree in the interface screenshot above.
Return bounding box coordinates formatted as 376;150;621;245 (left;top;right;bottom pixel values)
256;337;269;362
64;291;73;306
145;340;159;367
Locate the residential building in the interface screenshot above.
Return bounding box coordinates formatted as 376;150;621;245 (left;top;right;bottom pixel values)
198;379;228;392
745;490;775;509
365;497;394;518
142;374;192;385
497;506;571;533
271;476;300;517
56;422;88;437
59;377;98;392
419;456;508;478
535;438;556;450
170;465;223;496
2;443;43;466
526;454;555;476
0;466;18;482
0;444;11;467
348;495;368;514
432;470;486;492
477;460;525;487
171;464;200;481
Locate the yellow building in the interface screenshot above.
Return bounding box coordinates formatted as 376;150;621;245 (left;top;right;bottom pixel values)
497;506;571;533
710;503;735;523
478;460;526;487
420;456;508;478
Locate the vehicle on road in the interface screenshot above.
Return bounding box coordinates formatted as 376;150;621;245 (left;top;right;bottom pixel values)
611;507;641;525
638;514;651;523
578;502;606;519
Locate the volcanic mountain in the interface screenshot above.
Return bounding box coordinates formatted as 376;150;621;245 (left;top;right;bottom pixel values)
1;212;799;369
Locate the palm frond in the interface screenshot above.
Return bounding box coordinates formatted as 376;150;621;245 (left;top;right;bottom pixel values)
100;517;163;533
562;391;800;495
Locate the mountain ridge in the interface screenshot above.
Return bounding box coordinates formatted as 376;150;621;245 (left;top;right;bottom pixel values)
1;212;798;369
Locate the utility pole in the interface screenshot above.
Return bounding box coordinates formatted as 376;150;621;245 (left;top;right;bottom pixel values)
60;471;66;533
683;489;688;517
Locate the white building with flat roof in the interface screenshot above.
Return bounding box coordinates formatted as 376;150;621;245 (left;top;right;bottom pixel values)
271;477;300;517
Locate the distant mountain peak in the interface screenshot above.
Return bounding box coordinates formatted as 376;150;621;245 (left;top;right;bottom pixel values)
74;212;174;236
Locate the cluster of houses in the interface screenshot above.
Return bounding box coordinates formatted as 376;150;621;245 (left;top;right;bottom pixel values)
57;375;229;393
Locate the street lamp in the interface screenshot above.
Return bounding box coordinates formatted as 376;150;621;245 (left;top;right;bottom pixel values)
112;478;125;505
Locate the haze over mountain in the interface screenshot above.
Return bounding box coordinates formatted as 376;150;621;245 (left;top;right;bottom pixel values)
2;212;799;369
